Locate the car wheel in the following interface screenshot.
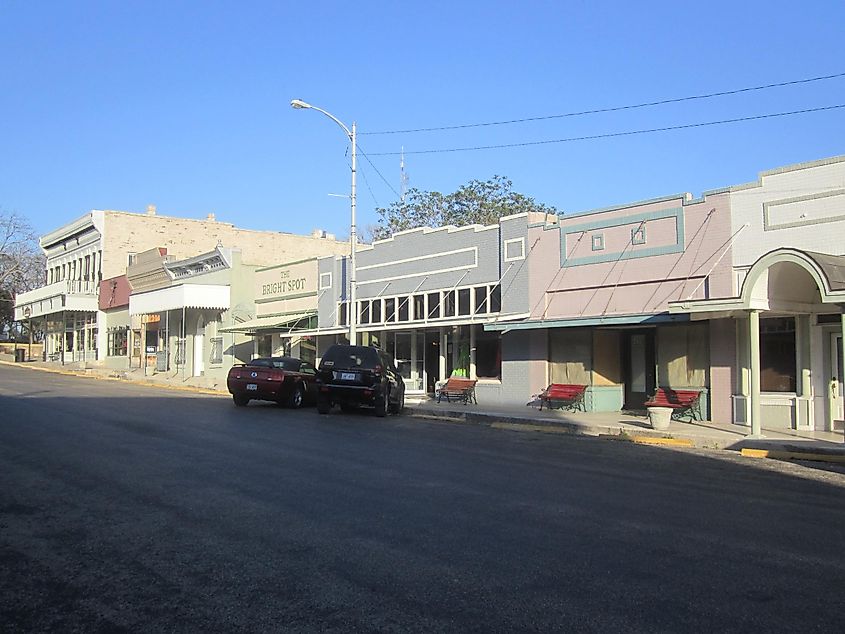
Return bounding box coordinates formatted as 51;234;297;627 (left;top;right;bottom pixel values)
390;388;404;415
317;398;331;415
287;383;305;409
233;394;249;407
375;388;389;418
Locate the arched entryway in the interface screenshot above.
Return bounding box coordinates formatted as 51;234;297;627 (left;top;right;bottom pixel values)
671;248;845;434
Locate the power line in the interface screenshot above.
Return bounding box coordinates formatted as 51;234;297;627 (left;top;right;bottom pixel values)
368;104;845;156
362;71;845;135
357;161;380;208
357;144;402;198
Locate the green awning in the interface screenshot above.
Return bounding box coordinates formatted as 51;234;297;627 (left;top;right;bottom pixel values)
219;312;316;334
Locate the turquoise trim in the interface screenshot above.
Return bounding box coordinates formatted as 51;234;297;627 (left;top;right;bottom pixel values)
631;225;646;245
560;207;684;267
485;312;689;331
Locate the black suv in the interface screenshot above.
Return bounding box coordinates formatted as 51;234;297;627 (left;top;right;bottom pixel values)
316;344;405;417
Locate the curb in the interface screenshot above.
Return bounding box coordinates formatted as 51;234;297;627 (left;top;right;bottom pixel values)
599;434;695;447
740;448;845;464
490;422;580;435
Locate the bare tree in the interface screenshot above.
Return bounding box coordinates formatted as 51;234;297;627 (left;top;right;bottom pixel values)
1;210;45;335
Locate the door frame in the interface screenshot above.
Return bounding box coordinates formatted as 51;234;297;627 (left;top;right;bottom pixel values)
831;332;844;425
622;329;656;410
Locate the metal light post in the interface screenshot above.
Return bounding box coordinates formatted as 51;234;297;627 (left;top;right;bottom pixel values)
290;99;358;345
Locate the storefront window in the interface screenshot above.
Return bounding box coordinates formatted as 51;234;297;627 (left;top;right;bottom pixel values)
475;327;501;379
385;298;396;322
398;296;410;321
360;301;370;324
490;285;501;313
474;286;488;314
209;337;223;365
761;317;796;392
549;328;591;385
427;292;440;319
371;299;381;323
257;334;272;357
458;289;471;316
413;295;425;320
444;291;456;317
656;323;708;388
108;328;128;356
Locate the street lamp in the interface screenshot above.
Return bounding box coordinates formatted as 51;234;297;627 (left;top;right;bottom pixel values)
290;99;358;345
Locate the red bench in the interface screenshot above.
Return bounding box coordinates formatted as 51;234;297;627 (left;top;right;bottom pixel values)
437;377;478;405
644;388;702;421
538;384;587;412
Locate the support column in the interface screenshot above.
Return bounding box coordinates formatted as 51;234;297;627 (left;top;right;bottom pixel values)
469;325;477;380
439;327;447;381
749;310;762;437
797;315;813;429
798;315;812;398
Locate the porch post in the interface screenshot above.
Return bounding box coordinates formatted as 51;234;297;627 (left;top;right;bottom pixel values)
439;327;447;380
798;315;812;398
469;325;477;380
749;310;762;437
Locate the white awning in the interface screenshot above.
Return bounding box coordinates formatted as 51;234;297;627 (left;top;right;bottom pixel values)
129;284;230;315
219;312;315;333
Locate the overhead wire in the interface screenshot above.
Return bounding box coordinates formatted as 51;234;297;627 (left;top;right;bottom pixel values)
361;71;845;135
357;144;402;198
368;104;845;156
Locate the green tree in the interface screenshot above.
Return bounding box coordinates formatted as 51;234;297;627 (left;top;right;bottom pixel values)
371;175;557;240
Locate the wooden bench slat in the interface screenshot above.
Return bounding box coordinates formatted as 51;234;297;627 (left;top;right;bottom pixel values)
644;388;702;420
538;383;587;412
437;377;478;405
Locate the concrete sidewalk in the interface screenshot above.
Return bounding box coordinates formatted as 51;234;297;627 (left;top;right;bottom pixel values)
5;359;845;457
403;394;845;455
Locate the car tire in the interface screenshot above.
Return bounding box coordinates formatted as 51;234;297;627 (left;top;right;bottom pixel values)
375;388;389;418
317;398;331;415
390;389;404;415
287;383;305;409
233;394;250;407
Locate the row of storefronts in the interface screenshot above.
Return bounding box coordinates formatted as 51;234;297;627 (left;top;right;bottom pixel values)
14;155;845;432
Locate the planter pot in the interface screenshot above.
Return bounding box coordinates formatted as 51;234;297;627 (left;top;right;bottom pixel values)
647;406;673;431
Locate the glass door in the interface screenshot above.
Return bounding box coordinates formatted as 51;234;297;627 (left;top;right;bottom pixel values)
389;331;424;392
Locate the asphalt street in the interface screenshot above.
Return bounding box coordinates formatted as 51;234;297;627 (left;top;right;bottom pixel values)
1;364;844;632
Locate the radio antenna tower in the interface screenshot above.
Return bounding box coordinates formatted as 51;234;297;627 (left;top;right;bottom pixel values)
400;146;409;202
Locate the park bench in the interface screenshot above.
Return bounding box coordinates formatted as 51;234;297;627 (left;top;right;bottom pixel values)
436;377;478;405
643;388;702;421
538;384;587;412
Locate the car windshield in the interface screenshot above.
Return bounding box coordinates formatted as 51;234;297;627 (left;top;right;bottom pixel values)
320;345;381;370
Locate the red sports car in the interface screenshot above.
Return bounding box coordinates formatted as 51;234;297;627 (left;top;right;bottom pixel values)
226;356;318;408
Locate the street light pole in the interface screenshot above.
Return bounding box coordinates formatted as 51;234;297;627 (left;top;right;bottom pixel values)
291;99;358;345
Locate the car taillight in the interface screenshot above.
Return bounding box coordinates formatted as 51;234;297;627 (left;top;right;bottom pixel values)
267;371;283;382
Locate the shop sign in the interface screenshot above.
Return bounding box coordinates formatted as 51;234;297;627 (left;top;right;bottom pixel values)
257;260;317;299
141;314;161;324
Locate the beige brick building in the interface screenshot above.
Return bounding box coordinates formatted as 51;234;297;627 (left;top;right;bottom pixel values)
15;206;349;366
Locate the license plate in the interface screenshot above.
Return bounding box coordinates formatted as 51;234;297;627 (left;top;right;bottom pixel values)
340;372;357;381
246;383;258;391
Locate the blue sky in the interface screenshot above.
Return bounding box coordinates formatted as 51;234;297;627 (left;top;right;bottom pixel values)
1;0;843;239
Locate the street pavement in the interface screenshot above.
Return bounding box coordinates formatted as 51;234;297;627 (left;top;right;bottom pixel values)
1;364;844;632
